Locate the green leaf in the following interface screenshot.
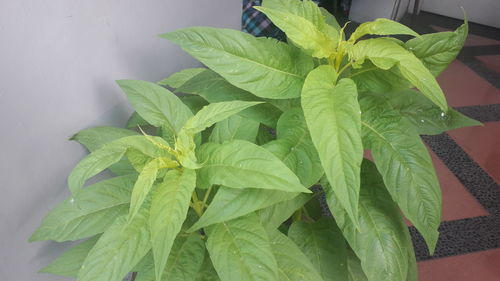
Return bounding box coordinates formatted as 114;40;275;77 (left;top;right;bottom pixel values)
70;126;139;152
261;0;340;50
180;95;209;114
360;97;441;253
405;231;419;281
209;115;260;143
206;214;279;281
301;65;363;227
350;38;448;111
133;253;155;281
350;18;418;41
175;101;261;169
255;6;337;58
288;218;348;281
181;101;263;134
71;126;139;175
372;89;481;135
39;236;99;277
267;228;324;281
78;204;151;281
126;148;153;172
175;100;262;169
349;62;410;94
158;67;206;88
264;98;301;112
126;112;151;129
30;175;136;242
196;251;220;281
263;0;327;28
161;233;205;281
150;169;197;281
320;7;341;32
259;193;312;229
406;20;467;76
136;234;205;281
117;79;193;135
188;187;298;231
196;140;310;193
129;157;178;221
327;160;409;281
68;135;170;194
346;251;368;281
177;69;282;128
161;27;313;99
263;108;323;187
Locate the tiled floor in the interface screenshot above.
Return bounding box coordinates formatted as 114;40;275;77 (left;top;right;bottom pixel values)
419;248;500;281
411;12;500;281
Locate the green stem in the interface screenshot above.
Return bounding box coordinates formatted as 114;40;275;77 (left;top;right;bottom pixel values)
348;66;378;78
191;191;203;217
302;207;314;222
338;62;352;77
292;209;302;222
202;185;213;207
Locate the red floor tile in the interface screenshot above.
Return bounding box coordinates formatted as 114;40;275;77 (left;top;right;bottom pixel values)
418;248;500;281
431;25;500;46
448;122;500;185
438;61;500;107
429;150;489;221
476;55;500;74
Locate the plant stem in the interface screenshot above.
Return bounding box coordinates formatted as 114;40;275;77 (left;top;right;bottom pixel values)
347;66;378;78
302;207;314;222
292;209;302;222
191;191;203;217
202;185;213;207
338;62;352;77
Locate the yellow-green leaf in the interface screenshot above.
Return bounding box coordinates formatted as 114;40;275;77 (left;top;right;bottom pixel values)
196;140;310;193
327;160;409;281
350;38;448;111
68;135;170;194
188;187;298;232
150;169;197;281
78;205;151;281
267;228;324;281
206;214;279;281
39;236;99;278
128;157;178;221
255;6;337;58
30;175;136;242
350;18;419;41
158;67;206;88
161;27;313;99
360;97;441;252
301;65;363;227
288;218;348;281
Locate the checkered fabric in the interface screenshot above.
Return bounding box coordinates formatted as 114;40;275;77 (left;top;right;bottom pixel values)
242;0;321;39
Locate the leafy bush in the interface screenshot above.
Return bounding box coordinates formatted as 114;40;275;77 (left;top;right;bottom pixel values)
30;1;478;281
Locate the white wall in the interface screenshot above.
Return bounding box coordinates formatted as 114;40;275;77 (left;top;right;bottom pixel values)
422;0;500;28
0;1;240;280
349;0;417;23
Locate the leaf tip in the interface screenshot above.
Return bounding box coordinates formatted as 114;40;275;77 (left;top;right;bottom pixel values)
28;233;39;243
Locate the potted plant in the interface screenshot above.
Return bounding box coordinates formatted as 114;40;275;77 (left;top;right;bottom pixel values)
30;0;477;280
